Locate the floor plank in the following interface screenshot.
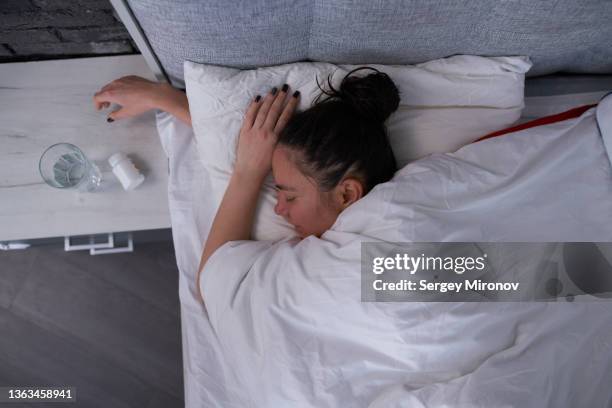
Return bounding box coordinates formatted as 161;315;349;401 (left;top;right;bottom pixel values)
0;248;39;309
0;307;152;407
37;242;181;317
1;241;184;406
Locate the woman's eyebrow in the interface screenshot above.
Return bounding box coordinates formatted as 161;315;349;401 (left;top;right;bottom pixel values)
274;184;297;192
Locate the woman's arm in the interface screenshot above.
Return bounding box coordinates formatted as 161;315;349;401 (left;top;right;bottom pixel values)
196;169;265;287
93;76;191;126
151;83;191;127
196;85;299;303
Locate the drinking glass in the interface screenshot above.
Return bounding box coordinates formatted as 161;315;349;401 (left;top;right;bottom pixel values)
39;143;102;192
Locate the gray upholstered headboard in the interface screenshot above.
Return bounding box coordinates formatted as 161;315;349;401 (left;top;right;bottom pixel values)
122;0;612;88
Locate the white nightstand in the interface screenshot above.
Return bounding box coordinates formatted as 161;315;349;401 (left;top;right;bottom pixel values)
0;55;171;245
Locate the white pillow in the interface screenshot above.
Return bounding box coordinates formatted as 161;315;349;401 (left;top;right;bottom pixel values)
184;55;532;241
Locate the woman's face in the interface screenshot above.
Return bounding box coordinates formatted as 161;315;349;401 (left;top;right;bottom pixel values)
271;146;344;238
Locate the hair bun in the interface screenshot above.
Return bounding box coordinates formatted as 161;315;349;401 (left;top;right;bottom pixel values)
317;67;400;123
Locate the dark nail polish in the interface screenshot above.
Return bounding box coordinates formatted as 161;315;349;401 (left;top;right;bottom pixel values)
255;95;261;102
107;117;114;123
271;87;278;95
292;90;300;98
281;84;288;93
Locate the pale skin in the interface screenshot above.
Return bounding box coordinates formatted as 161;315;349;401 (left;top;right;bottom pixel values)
92;77;364;305
272;147;364;239
92;75;192;126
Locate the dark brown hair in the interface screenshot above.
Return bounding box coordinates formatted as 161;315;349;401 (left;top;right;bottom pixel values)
277;67;399;193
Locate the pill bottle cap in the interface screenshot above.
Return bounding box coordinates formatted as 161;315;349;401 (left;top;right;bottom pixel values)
108;152;128;167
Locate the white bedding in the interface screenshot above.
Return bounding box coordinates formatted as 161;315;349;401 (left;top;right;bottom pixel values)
157;93;612;407
185;56;531;241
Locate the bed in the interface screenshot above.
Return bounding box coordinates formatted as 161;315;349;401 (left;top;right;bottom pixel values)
156;91;612;407
112;1;612;406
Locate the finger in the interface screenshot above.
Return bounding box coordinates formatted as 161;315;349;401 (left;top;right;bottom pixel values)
94;100;110;110
274;90;300;134
264;84;290;130
253;87;279;128
93;90;116;110
241;95;262;130
93;93;105;110
107;107;127;121
95;82;117;98
94;96;111;111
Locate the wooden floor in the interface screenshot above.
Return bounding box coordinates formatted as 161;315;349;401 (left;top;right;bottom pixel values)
0;241;184;407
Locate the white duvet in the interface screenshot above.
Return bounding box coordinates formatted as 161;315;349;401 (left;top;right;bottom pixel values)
158;94;612;407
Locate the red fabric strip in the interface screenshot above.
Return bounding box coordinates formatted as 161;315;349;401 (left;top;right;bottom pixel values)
475;104;597;143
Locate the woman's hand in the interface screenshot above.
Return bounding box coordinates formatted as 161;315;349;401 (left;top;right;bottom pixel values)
234;84;300;181
93;75;178;122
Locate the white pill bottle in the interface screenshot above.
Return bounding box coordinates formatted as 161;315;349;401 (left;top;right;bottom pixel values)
108;152;145;191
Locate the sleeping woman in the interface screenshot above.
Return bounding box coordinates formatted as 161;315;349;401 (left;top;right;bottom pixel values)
93;67;400;302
